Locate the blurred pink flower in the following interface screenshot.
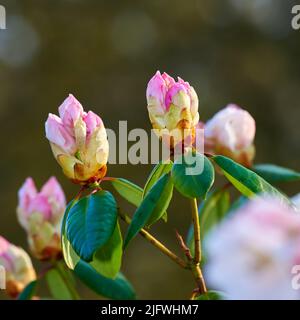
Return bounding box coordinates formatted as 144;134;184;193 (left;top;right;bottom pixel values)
204;104;256;166
146;71;199;150
45;94;109;184
205;197;300;300
17;177;66;260
0;236;36;298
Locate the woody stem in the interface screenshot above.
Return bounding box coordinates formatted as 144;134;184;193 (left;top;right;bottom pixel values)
118;211;188;270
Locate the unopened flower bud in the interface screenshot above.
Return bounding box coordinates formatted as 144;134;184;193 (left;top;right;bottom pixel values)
17;177;66;260
0;237;36;298
204;104;256;167
205;197;300;300
45;94;109;184
146;71;199;150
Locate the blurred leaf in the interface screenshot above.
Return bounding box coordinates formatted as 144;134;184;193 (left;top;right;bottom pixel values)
229;195;249;213
187;190;230;255
17;280;37;300
46;269;73;300
253;164;300;183
171;152;214;199
74;260;136;300
212;156;290;204
195;290;223;300
111;178;143;207
66;191;118;262
124;174;173;248
61;200;80;270
90;222;123;279
143;162;173;223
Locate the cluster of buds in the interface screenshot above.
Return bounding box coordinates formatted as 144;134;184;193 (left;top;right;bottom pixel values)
45;94;109;184
17;177;66;261
205;197;300;300
146;71;199;152
0;236;36;298
204;104;256;167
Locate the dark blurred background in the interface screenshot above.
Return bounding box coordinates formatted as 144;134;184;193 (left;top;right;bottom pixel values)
0;0;300;299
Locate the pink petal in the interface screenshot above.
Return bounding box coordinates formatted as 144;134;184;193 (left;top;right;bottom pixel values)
18;178;37;214
45;114;76;154
58;94;84;128
41;177;66;209
0;236;9;255
28;195;52;220
146;71;168;111
84;111;103;138
165;83;188;109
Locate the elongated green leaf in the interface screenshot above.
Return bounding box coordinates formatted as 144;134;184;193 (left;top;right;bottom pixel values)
143;162;173;223
171;151;215;199
90;222;122;279
17;280;37;300
74;261;136;300
143;162;173;197
66;191;118;262
46;269;73;300
62;200;80;270
124;174;173;248
212;155;290;204
111;178;143;207
253;164;300;183
187;190;230;255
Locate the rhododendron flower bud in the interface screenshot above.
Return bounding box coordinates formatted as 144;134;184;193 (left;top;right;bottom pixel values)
45;94;109;184
205;197;300;300
146;71;199;150
17;177;66;260
204;104;256;167
0;237;36;298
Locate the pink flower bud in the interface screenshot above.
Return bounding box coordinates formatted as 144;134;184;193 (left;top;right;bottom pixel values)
17;177;66;260
45;94;109;184
204;104;256;166
0;237;36;298
205;197;300;300
146;71;199;149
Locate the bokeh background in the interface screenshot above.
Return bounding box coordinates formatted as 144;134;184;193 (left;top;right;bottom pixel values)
0;0;300;299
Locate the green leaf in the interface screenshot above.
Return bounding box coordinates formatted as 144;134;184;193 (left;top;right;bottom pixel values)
253;164;300;183
212;155;290;204
46;269;73;300
66;191;118;262
111;178;143;207
124;174;173;248
143;162;173;197
90;222;123;279
195;290;223;300
171;151;215;199
187;190;230;255
200;190;230;239
74;260;136;300
143;162;173;224
17;280;37;300
61;200;80;270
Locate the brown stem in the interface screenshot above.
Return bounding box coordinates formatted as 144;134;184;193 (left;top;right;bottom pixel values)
74;186;87;200
175;230;193;262
175;230;207;295
118;211;188;269
191;264;207;294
